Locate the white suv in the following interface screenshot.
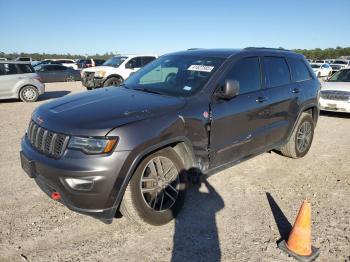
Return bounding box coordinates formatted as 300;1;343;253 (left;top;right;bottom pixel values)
0;61;45;102
81;54;157;90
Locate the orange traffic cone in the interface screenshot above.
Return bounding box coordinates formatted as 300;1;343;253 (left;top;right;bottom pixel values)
278;200;320;262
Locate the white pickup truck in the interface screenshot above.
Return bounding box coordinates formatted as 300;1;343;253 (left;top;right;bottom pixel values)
81;54;157;90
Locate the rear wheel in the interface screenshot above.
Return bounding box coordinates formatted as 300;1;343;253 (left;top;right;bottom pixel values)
19;86;39;102
103;77;122;87
66;75;75;82
280;113;314;158
120;148;187;226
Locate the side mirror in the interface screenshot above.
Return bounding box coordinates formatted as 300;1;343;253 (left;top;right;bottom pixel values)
216;79;239;100
125;63;134;69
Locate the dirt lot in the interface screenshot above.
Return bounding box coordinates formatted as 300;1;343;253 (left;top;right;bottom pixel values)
0;82;349;262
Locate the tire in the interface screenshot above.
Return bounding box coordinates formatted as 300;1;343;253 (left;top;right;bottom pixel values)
86;86;93;90
280;113;315;159
19;86;39;102
120;147;187;226
103;77;122;87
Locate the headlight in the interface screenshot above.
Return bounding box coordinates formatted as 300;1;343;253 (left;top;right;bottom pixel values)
94;70;106;78
68;136;118;154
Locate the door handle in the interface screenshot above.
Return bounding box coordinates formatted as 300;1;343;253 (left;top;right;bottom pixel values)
291;88;300;94
256;96;268;103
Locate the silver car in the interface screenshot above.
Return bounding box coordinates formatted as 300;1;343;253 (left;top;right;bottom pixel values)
0;61;45;102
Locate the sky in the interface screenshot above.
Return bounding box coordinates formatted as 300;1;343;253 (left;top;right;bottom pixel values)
0;0;349;55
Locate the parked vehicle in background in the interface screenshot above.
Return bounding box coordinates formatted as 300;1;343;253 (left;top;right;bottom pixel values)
310;63;332;77
76;58;105;69
330;60;350;74
33;60;60;67
15;57;33;62
0;61;45;102
34;64;81;83
20;48;319;226
53;59;78;70
320;68;350;113
81;55;157;90
0;58;7;61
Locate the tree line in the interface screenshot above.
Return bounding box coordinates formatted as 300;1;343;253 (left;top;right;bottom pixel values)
0;51;119;61
293;47;350;60
1;47;350;61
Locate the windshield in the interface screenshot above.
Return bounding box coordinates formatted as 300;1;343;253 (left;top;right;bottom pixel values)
311;64;321;68
328;69;350;82
332;60;347;65
123;55;225;97
103;56;127;67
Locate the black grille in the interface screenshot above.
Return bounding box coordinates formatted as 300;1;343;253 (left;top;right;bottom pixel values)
27;120;69;158
321;91;350;101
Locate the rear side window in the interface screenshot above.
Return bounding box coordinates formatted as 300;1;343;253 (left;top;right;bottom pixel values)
17;64;34;73
224;57;261;95
263;57;290;88
288;58;312;82
0;63;33;75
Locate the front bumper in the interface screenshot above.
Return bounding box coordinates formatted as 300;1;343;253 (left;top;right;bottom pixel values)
82;76;104;88
20;135;131;223
319;97;350;113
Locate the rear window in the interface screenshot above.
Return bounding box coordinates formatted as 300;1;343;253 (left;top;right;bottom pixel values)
263;57;291;88
0;63;34;75
288;58;312;82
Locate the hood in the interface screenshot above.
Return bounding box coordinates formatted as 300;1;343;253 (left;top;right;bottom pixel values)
321;81;350;92
82;66;114;72
32;87;186;136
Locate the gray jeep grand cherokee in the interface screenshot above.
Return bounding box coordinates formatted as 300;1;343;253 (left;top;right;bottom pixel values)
20;48;320;226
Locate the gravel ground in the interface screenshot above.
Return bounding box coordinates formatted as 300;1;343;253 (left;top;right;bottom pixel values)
0;82;349;262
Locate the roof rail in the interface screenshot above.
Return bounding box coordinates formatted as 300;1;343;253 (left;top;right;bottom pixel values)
244;47;292;52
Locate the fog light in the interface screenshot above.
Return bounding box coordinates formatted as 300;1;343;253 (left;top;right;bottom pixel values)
65;178;94;191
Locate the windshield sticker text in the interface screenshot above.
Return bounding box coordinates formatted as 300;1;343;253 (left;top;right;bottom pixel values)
187;65;214;72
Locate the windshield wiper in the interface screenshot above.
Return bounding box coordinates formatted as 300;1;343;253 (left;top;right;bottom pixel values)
134;88;163;95
119;83;129;89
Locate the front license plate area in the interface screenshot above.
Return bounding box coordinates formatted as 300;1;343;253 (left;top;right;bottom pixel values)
20;152;36;178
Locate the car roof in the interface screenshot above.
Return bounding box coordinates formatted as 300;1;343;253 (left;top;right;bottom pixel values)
165;47;300;59
0;61;32;64
120;54;158;58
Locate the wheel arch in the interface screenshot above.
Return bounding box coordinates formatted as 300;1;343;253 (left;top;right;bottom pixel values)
286;104;319;142
103;74;124;84
112;137;197;212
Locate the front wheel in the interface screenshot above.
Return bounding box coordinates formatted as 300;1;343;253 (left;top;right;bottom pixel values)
103;77;122;87
280;113;315;158
120;148;187;226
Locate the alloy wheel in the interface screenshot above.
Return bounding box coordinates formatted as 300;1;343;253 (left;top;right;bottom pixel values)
140;156;180;212
296;121;312;153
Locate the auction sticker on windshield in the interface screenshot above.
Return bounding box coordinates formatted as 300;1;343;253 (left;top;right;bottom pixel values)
187;65;214;72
